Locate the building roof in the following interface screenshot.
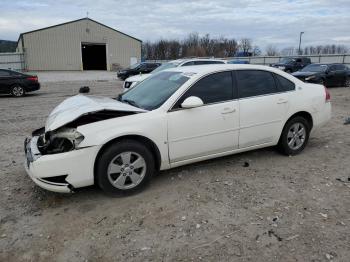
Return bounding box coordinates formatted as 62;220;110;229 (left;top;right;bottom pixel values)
17;17;142;44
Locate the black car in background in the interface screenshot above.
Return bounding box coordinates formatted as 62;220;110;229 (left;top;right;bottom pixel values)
292;63;350;87
117;62;161;80
271;57;311;73
0;69;40;97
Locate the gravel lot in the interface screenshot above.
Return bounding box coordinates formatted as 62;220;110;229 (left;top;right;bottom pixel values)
0;75;349;262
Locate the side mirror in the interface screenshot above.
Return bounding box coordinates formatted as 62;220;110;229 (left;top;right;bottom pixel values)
181;96;204;109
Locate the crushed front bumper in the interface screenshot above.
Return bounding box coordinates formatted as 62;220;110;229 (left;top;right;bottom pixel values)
24;136;100;193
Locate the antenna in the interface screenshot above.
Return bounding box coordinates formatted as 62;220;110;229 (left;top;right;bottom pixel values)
86;11;89;18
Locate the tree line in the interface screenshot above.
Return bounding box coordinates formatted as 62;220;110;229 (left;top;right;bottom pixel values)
142;33;349;60
142;33;261;60
263;44;348;56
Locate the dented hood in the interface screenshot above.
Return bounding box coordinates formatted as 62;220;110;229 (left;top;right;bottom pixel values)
45;95;146;131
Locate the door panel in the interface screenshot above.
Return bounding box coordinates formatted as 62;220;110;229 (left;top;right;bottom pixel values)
236;70;289;148
239;93;289;148
168;101;239;162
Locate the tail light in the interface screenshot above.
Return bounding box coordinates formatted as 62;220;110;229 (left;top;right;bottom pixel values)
27;76;38;82
325;86;331;102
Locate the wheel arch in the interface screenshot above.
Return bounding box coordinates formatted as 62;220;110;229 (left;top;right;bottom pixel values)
285;111;314;130
278;111;313;143
93;134;162;183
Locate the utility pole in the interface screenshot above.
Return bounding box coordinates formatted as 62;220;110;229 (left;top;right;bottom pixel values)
298;32;304;55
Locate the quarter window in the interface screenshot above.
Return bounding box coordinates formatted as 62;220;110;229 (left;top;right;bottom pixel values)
175;71;233;108
236;70;277;98
275;74;295;92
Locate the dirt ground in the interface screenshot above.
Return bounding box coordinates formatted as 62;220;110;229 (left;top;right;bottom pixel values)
0;76;349;262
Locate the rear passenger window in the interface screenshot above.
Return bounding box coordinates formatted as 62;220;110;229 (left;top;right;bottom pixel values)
175;71;233;107
275;74;295;92
236;70;277;98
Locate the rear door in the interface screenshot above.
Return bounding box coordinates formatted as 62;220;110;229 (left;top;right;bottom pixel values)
0;70;14;94
236;70;291;148
326;65;341;86
168;71;239;163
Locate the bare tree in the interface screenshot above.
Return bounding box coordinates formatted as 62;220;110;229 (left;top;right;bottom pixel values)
239;38;252;55
265;45;279;56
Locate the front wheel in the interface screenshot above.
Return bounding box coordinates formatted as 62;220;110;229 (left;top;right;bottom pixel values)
96;140;155;196
11;85;25;97
278;116;310;155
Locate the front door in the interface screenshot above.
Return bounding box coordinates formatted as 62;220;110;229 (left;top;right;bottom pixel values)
167;71;239;163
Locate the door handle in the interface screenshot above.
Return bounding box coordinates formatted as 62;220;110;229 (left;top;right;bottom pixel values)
221;108;236;114
277;99;288;104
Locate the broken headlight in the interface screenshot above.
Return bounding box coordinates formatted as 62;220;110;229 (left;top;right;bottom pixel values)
37;128;84;154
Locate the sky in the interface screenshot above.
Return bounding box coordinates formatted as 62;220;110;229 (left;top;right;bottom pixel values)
1;0;349;50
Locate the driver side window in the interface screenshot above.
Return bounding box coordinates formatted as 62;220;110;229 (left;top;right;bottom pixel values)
174;71;234;109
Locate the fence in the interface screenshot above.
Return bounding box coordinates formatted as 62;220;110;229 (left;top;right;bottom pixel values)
0;52;25;71
147;54;350;66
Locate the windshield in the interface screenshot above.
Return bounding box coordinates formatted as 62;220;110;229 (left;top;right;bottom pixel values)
151;62;178;73
301;64;328;72
279;57;295;64
129;63;141;69
118;71;190;110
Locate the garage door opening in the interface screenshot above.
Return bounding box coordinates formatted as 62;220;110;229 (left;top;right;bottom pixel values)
81;43;107;70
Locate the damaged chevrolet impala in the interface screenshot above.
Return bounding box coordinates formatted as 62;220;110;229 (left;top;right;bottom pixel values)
24;65;331;195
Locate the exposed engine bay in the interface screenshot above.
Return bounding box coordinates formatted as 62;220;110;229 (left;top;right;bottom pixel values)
35;110;136;155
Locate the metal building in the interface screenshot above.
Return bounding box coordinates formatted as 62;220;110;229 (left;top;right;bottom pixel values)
16;18;141;71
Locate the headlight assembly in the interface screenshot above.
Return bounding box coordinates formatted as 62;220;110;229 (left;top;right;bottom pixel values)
37;128;85;154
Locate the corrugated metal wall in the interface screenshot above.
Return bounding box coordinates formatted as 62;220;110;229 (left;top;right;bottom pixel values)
22;19;141;71
0;53;24;70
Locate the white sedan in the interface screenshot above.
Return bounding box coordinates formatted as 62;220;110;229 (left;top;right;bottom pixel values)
24;64;331;195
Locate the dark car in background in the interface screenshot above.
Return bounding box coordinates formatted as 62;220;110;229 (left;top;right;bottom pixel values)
271;57;311;73
117;62;161;80
0;69;40;97
292;63;350;87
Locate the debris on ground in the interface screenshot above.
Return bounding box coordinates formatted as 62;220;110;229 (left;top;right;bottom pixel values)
268;229;283;241
79;86;90;93
344;117;350;125
243;162;250;167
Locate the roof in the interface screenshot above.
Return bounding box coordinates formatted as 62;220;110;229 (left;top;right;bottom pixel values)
164;64;298;81
17;17;142;44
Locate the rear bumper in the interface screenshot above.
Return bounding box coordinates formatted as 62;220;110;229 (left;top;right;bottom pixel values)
313;102;332;130
25;83;40;92
24;136;101;193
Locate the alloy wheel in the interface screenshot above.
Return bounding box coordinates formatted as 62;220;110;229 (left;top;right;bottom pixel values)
107;151;147;190
345;78;350;87
12;86;24;97
287;122;306;150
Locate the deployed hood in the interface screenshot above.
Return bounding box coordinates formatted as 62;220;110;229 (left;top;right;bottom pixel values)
125;73;151;82
45;95;146;131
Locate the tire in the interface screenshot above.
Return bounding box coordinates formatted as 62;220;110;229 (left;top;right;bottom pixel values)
96;139;155;196
345;77;350;88
278;116;310;156
11;85;25;97
319;78;325;86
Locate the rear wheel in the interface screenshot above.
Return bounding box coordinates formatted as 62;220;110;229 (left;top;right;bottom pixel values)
278;116;310;155
11;85;25;97
96;140;155;196
345;77;350;87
